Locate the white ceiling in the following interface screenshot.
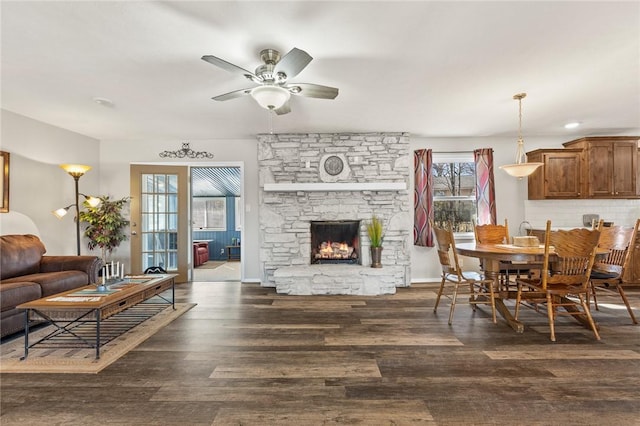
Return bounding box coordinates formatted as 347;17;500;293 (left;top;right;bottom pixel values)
1;1;639;141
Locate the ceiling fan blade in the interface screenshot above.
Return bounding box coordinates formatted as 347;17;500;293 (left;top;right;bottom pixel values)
289;83;339;99
274;48;313;80
201;55;258;81
274;101;291;115
212;88;253;102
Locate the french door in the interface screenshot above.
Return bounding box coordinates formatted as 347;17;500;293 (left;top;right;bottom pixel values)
130;165;189;282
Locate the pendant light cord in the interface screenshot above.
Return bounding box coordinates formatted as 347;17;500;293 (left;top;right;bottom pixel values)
514;93;526;164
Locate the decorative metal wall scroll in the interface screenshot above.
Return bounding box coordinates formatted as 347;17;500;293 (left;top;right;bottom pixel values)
159;143;214;159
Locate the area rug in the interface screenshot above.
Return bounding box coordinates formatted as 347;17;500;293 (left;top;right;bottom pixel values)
195;261;225;270
0;302;195;374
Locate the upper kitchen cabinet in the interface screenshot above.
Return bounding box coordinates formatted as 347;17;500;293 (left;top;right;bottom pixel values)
526;149;582;199
563;136;639;198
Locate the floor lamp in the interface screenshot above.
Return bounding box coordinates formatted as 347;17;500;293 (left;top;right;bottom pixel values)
53;164;99;255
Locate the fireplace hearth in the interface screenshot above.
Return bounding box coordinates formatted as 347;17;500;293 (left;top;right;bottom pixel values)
310;220;360;265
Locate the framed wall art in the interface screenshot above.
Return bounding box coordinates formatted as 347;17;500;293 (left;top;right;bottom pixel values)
1;151;9;213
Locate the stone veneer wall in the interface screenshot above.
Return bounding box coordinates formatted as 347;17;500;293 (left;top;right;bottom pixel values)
258;133;412;295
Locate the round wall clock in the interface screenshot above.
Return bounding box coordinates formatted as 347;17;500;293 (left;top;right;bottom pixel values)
323;155;344;176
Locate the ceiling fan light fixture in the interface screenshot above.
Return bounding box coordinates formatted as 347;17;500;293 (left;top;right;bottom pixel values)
499;93;543;179
250;85;290;110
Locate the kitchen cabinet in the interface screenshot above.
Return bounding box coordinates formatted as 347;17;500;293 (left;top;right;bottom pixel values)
563;136;639;198
526;149;582;199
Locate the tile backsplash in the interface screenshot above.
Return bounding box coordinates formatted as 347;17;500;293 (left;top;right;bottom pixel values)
524;199;640;229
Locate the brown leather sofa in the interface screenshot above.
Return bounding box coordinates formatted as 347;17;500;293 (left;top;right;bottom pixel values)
0;234;102;338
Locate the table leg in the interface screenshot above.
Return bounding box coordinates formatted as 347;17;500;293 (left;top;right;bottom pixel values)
96;310;101;360
495;299;524;333
484;258;525;333
21;309;30;360
171;277;175;310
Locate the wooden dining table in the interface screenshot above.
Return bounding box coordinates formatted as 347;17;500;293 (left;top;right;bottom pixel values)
455;242;606;333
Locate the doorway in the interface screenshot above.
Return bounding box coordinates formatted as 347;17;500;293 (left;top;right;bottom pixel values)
191;166;242;282
130;164;189;282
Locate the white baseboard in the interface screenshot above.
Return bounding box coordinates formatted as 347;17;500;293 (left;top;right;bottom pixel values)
411;277;441;284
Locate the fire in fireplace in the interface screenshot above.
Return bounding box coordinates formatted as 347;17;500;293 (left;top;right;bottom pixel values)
310;220;361;264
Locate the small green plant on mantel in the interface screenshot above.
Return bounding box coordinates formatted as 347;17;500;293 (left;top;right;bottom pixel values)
79;195;130;262
366;215;384;248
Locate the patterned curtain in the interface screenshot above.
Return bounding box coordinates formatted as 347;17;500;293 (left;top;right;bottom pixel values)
414;149;434;247
474;148;496;225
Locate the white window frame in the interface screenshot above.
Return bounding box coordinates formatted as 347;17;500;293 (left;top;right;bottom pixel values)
432;152;477;240
192;197;227;231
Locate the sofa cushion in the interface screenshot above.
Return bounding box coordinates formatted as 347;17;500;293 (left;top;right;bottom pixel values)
0;281;42;311
8;271;90;297
0;234;46;280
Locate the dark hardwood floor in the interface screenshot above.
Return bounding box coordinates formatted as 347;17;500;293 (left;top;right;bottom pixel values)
1;281;639;425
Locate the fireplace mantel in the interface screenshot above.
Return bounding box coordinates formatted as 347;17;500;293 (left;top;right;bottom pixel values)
263;182;406;192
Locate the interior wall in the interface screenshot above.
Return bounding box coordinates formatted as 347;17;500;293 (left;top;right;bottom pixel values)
0;110;100;255
3;107;636;284
99;138;260;281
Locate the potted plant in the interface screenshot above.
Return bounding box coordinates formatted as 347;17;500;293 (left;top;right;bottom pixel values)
366;215;384;268
79;195;130;263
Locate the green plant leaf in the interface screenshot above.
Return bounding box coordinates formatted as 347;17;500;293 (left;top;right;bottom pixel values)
79;195;130;260
366;215;384;248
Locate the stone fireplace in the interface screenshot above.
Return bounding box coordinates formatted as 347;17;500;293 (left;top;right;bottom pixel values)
258;132;411;295
310;220;361;265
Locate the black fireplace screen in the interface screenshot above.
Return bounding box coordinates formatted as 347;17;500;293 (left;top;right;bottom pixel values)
310;220;361;264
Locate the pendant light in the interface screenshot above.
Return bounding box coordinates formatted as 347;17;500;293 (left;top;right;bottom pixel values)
499;93;543;178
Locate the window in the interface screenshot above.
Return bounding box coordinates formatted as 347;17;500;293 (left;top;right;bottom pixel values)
432;152;477;235
192;197;226;230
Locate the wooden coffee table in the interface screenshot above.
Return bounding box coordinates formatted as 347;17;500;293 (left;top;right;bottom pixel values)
18;274;177;360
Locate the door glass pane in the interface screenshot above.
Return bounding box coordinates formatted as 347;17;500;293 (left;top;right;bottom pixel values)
157;194;166;211
143;253;154;271
142;233;154;251
140;173;179;272
155;175;165;192
167;175;178;193
168;213;178;231
157;214;167;231
142;194;151;212
168;232;178;249
168;252;177;270
168;193;177;212
142;174;154;192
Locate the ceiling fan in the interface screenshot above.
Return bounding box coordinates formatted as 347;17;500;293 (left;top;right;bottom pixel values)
201;47;339;115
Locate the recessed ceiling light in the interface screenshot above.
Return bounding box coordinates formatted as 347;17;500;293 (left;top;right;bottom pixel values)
93;97;114;107
564;121;580;129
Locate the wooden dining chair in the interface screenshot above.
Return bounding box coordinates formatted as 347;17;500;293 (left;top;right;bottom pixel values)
473;219;533;289
474;219;511;287
514;221;601;342
473;218;510;245
589;219;640;324
431;220;497;325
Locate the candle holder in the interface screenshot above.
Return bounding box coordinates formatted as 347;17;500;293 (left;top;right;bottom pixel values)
99;261;126;289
